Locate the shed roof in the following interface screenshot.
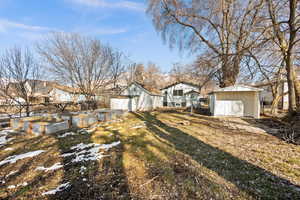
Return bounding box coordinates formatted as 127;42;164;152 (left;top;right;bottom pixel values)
122;82;163;96
210;85;263;94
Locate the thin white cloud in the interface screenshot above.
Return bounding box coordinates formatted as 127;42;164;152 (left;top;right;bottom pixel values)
69;0;145;11
89;28;127;35
0;18;51;32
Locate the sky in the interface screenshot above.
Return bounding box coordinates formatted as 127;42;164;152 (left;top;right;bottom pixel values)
0;0;194;72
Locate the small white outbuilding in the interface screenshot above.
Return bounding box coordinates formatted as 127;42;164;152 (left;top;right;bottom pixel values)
110;82;163;112
209;85;263;118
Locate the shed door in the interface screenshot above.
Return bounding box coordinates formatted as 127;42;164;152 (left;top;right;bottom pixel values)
215;100;244;116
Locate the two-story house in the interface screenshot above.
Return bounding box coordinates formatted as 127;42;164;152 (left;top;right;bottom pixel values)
161;82;201;107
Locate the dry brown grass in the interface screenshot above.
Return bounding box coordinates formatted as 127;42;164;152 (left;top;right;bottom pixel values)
0;110;300;199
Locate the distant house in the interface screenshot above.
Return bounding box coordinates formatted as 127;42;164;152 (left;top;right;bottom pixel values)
209;85;263;118
161;82;201;107
6;80;53;104
49;84;77;103
110;82;163;111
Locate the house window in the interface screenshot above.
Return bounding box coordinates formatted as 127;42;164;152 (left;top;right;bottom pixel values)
163;102;168;107
181;102;186;107
173;90;183;96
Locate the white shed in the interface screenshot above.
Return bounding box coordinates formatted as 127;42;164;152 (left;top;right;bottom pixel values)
209;85;263;118
110;82;163;111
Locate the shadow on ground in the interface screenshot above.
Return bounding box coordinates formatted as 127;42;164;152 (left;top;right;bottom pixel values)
132;111;300;199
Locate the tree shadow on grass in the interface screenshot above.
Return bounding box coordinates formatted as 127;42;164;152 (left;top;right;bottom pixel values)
48;127;131;200
132;112;300;199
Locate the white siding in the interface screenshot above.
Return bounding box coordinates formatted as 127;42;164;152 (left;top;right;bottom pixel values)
117;83;163;111
210;90;261;118
49;89;74;102
110;98;137;111
162;83;199;107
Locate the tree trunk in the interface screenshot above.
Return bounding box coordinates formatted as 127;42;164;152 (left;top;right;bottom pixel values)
285;52;297;114
271;95;280;116
26;103;30;117
220;57;239;88
271;85;280;116
293;73;300;108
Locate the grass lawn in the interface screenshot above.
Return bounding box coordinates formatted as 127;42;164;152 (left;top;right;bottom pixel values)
0;110;300;199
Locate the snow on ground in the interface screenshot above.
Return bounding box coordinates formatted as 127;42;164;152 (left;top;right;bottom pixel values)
4;147;13;151
0;129;15;147
42;182;71;196
36;163;63;172
0;150;45;166
6;170;18;177
58;132;76;138
0;135;12;147
62;141;121;163
99;141;121;150
130;125;144;129
79;166;87;175
78;127;96;134
7;182;28;189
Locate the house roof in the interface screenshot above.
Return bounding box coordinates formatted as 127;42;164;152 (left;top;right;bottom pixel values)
160;81;199;90
184;90;200;95
51;83;79;94
210;85;263;94
122;82;163;96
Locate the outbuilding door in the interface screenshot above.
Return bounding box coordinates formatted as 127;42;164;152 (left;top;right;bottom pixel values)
215;100;244;117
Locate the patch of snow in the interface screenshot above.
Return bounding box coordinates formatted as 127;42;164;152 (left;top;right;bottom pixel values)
86;127;97;134
6;170;18;177
80;166;86;175
4;147;13;151
58;132;76;138
70;143;95;150
131;125;144;129
8;185;16;189
99;141;121;150
62;141;121;163
78;128;95;134
42;182;70;196
20;182;28;186
0;150;45;166
0;136;13;147
36;163;63;172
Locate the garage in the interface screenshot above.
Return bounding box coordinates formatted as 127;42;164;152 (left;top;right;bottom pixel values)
209;85;263;118
110;82;163;112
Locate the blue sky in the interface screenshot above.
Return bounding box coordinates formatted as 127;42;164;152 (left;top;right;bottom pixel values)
0;0;194;72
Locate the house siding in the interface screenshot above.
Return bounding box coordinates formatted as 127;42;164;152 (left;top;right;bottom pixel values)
161;83;199;107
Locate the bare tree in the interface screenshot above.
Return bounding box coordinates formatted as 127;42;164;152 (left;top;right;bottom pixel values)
0;47;40;117
108;50;127;88
265;0;300;114
246;46;286;115
147;0;266;87
37;33;115;106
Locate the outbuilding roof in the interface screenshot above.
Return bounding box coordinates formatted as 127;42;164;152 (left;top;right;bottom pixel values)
210;85;263;93
122;82;163;96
